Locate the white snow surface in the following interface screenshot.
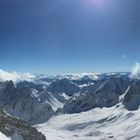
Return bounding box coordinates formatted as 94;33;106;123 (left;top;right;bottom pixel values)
0;132;10;140
0;132;23;140
36;104;140;140
41;91;70;111
44;92;65;111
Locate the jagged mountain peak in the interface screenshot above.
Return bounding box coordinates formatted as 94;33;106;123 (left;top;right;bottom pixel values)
47;78;80;96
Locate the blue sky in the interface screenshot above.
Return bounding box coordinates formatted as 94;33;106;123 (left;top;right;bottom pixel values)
0;0;140;74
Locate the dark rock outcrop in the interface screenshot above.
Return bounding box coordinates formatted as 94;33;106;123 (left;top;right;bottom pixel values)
62;76;131;113
123;80;140;110
0;108;46;140
48;78;80;96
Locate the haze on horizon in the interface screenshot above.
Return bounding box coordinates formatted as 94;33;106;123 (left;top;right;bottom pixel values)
0;0;140;74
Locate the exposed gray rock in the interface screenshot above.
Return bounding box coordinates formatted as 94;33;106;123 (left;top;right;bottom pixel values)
123;80;140;110
47;78;80;96
62;76;131;113
0;108;46;140
0;81;54;125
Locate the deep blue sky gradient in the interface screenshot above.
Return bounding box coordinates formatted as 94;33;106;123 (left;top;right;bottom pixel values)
0;0;140;74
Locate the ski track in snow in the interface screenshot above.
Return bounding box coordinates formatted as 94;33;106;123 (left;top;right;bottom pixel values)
36;104;140;140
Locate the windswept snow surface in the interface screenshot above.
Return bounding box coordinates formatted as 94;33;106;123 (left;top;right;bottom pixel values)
36;104;140;140
0;132;10;140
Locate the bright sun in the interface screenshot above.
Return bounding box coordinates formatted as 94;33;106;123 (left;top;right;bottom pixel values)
84;0;111;10
88;0;106;7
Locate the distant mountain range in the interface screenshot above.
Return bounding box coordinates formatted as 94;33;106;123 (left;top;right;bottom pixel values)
1;71;140;139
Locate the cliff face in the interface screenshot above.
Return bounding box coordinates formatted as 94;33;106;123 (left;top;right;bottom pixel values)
0;108;46;140
123;80;140;110
62;77;131;113
0;81;54;124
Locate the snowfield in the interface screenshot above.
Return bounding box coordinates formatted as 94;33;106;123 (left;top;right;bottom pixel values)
0;132;10;140
36;103;140;140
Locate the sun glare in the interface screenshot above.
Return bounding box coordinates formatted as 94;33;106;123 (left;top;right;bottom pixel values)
85;0;111;9
89;0;105;6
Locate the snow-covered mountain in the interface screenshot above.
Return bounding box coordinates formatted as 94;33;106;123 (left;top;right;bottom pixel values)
37;90;70;111
35;75;140;140
0;72;133;123
36;104;140;140
47;78;80;96
1;71;140;140
62;76;131;113
0;81;55;124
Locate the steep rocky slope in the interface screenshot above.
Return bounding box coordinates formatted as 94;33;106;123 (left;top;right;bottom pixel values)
62;76;131;113
0;108;46;140
0;81;54;124
123;80;140;110
47;78;80;96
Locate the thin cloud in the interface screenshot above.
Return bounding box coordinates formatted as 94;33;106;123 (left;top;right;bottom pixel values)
122;55;127;59
129;20;136;23
131;63;140;79
0;69;35;82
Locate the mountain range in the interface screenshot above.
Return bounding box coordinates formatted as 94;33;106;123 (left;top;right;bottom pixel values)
0;71;140;139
